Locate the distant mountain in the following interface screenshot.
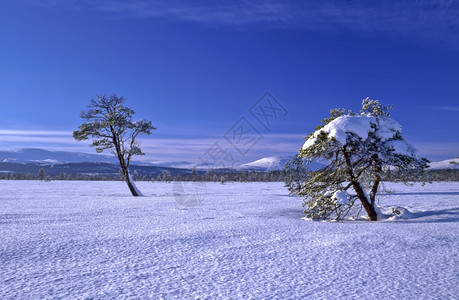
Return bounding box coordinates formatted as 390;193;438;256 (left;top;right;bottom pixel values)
239;156;292;171
145;160;197;169
0;148;197;176
429;158;459;170
239;155;326;171
0;161;193;176
1;148;457;174
0;148;117;164
0;148;204;169
239;155;459;172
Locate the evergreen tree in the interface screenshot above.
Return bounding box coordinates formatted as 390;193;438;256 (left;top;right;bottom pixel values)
38;168;45;182
191;165;199;181
291;98;429;221
284;154;309;194
160;171;171;183
132;170;139;181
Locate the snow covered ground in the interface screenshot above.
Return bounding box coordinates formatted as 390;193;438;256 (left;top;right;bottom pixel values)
1;181;458;299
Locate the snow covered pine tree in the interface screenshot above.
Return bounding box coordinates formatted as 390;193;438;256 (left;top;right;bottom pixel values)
73;94;155;196
290;98;429;221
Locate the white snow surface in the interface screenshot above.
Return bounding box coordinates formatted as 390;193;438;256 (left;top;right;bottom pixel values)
302;115;409;155
303;115;375;148
332;190;350;205
1;181;458;299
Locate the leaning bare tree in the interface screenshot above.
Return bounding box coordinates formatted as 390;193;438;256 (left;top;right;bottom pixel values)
73;94;155;196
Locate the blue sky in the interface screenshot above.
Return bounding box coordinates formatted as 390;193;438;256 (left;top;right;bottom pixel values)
1;0;458;163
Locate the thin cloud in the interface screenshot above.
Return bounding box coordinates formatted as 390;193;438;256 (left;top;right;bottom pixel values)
0;130;72;136
44;0;292;25
0;129;78;145
40;0;459;49
436;106;459;112
0;129;305;163
1;129;456;162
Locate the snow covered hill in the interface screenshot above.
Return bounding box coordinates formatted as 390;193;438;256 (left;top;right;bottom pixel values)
0;148;117;164
241;155;459;172
239;155;326;171
0;149;196;176
429;157;459;169
1;148;458;172
239;156;292;171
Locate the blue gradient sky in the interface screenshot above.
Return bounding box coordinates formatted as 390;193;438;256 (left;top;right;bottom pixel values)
1;0;458;163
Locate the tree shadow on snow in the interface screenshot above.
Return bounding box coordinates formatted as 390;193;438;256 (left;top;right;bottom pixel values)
381;191;459;196
259;207;459;224
403;207;459;223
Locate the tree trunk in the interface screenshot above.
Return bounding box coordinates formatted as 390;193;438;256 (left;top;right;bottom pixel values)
122;168;142;197
111;132;142;197
343;148;378;221
370;157;382;207
370;176;380;207
352;181;378;221
114;148;142;197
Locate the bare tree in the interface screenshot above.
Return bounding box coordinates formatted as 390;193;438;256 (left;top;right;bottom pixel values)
73;94;155;196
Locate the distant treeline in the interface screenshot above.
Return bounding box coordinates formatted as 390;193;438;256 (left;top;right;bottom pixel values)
0;169;285;182
382;168;459;182
0;168;458;182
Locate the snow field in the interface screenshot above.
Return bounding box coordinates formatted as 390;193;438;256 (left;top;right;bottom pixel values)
1;181;458;299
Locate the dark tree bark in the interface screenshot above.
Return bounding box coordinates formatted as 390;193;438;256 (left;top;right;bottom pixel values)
352;181;378;221
369;158;382;207
112;131;140;197
124;171;140;197
343;148;378;221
